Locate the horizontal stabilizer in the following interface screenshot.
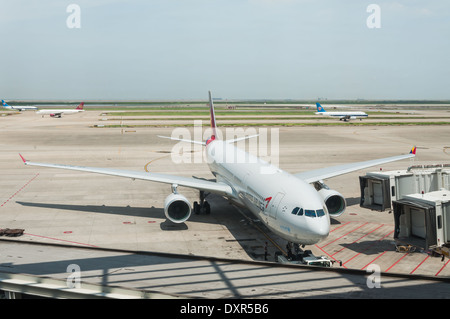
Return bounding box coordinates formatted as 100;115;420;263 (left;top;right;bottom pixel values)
157;135;206;146
225;134;259;144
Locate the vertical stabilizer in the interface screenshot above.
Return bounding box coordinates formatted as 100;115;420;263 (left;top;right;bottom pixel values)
208;91;217;140
316;103;326;113
2;100;11;108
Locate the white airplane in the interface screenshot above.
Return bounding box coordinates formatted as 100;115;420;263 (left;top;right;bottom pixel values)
36;102;85;118
315;103;368;121
2;100;38;111
19;92;416;246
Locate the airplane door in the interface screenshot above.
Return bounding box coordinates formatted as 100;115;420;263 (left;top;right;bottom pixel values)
269;192;285;219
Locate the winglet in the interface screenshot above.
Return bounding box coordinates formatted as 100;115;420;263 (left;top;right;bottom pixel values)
19;153;27;164
410;146;417;155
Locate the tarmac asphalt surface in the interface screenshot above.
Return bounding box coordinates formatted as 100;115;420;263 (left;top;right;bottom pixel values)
0;107;449;298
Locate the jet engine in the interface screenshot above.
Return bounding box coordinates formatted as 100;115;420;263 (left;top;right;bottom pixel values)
314;182;347;217
164;193;192;223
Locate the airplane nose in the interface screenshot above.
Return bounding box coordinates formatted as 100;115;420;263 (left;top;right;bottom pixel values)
316;224;330;237
312;220;330;239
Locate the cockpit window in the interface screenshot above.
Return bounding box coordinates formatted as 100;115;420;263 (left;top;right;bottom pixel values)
293;208;325;217
291;207;304;215
305;210;316;217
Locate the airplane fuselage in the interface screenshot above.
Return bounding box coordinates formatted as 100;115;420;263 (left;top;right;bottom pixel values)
315;111;367;120
36;110;84;115
206;140;330;245
3;106;38;111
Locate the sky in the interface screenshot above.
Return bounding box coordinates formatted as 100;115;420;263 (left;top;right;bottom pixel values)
0;0;449;100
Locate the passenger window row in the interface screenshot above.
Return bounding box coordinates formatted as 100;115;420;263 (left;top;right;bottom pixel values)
291;207;325;217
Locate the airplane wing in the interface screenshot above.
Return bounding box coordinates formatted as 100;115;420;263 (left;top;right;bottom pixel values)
295;147;416;183
19;155;235;197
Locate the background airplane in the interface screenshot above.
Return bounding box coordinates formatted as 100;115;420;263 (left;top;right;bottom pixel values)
36;102;85;118
2;99;38;111
315;102;368;121
20;92;415;247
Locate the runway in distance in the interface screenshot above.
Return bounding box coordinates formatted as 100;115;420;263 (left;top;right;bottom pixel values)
20;92;416;246
36;102;85;118
2;99;38;111
315;102;368;121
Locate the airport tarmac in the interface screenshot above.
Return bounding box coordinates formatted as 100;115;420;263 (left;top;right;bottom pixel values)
0;109;449;298
0;240;449;299
98;108;450;127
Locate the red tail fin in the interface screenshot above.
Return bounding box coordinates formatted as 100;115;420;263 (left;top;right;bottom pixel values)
208;91;217;139
76;102;84;110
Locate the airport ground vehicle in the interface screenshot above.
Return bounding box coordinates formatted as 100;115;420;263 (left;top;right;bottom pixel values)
275;249;333;267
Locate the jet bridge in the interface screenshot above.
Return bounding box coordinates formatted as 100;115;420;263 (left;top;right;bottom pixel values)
392;190;450;256
359;164;450;212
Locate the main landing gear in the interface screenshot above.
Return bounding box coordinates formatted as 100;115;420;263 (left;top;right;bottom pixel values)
193;190;211;215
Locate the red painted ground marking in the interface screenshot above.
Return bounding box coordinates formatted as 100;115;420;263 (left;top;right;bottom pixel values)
343;253;360;266
1;173;39;208
315;244;347;269
343;228;392;266
410;255;430;275
123;221;132;224
329;221;351;233
385;253;409;272
148;221;156;223
320;222;369;249
339;224;386;263
24;233;98;248
332;224;385;258
361;251;387;270
435;258;450;277
358;229;396;270
63;231;73;234
379;229;395;240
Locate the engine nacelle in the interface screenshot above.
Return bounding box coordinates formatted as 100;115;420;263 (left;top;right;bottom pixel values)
164;193;191;223
315;183;346;217
318;188;346;217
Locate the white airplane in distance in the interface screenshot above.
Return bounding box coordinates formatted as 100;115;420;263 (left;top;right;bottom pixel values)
315;102;368;121
36;102;85;118
20;92;416;246
2;100;38;111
